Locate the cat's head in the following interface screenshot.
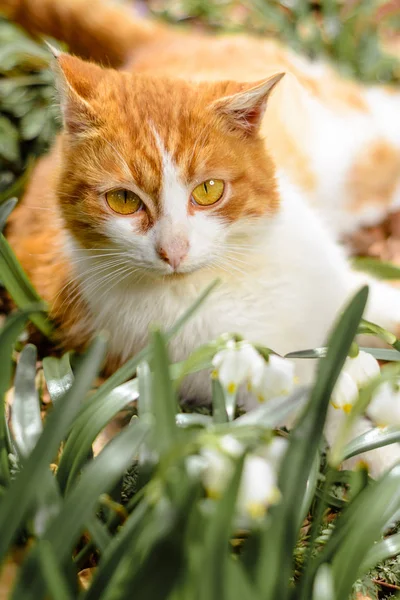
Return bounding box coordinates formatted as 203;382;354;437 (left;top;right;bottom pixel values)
54;53;283;277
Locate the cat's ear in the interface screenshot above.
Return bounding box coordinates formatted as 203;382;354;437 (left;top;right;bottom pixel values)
211;73;285;135
49;48;105;135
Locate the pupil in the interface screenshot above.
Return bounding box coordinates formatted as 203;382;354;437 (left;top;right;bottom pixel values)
123;190;127;204
203;182;208;194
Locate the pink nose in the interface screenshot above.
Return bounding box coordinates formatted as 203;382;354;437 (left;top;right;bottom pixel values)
157;242;189;270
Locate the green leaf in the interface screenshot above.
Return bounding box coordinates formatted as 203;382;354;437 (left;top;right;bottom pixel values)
197;457;245;600
20;106;48;141
259;286;369;600
56;378;139;493
12;417;150;600
285;348;327;359
175;413;212;428
0;307;43;487
42;352;74;405
11;344;42;457
35;541;74;600
0;233;53;337
358;319;397;345
357;347;400;362
0;156;35;204
359;531;400;574
83;499;150;600
342;426;400;461
0;197;17;231
211;378;228;424
0;116;19;162
86;516;112;554
151;329;179;454
233;386;308;429
0;335;106;566
330;464;400;599
353;257;400;280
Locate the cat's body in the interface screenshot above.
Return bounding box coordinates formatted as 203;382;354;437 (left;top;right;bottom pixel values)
2;0;400;417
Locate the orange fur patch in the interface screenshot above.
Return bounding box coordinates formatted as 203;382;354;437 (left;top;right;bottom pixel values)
348;140;400;210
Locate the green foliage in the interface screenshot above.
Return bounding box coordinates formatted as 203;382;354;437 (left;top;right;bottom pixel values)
0;19;59;202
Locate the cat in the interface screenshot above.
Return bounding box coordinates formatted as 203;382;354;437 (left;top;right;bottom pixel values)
2;0;400;474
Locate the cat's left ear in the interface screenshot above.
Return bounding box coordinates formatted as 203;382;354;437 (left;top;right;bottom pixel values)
48;46;106;135
211;73;285;135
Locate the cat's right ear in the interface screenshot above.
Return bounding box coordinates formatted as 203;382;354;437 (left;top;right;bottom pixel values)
49;51;105;135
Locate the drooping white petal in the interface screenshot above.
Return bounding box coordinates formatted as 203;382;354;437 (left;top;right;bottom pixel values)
344;351;380;389
330;371;359;413
367;381;400;427
258;436;289;470
212;341;264;394
200;447;233;499
237;455;281;520
252;355;295;403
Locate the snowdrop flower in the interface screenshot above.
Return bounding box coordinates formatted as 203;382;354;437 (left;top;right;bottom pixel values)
251;354;295;403
237;455;281;520
330;371;359;413
212;341;264;395
257;436;289;470
344;351;380;389
367;381;400;427
199;435;245;499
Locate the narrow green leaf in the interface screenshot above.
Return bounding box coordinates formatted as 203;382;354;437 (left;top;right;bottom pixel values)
12;418;150;600
198;457;245;600
175;413;212;428
42;352;74;405
358;347;400;361
56;379;139;493
0;233;53;336
35;541;74;600
330;464;400;599
358;319;397;345
151;329;179;453
137;361;152;418
0;197;17;231
285;348;327;359
86;516;112;554
260;286;369;600
0;116;19;162
212;378;228;424
353;257;400;280
233;386;309;429
0;307;43;487
342;426;400;461
359;531;400;574
83;500;150;600
11;344;42;457
0;336;106;566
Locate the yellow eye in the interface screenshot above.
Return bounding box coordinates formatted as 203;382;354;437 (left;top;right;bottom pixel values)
105;189;142;215
191;179;225;206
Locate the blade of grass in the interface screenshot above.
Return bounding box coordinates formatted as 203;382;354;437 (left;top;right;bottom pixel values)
11;417;150;600
0;306;44;487
11;344;42;457
0;233;53;337
42;352;74;405
0;335;107;567
342;426;400;461
258;286;369;600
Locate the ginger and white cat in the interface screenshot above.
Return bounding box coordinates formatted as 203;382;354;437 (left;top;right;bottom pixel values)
2;0;400;471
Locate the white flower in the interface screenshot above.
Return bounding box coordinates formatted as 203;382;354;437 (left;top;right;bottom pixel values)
330;371;359;413
199;435;245;499
367;381;400;427
344;351;380;389
257;436;289;470
251;354;295;403
212;341;264;395
237;455;281;521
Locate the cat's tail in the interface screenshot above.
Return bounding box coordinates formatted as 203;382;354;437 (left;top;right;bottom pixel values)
0;0;166;67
